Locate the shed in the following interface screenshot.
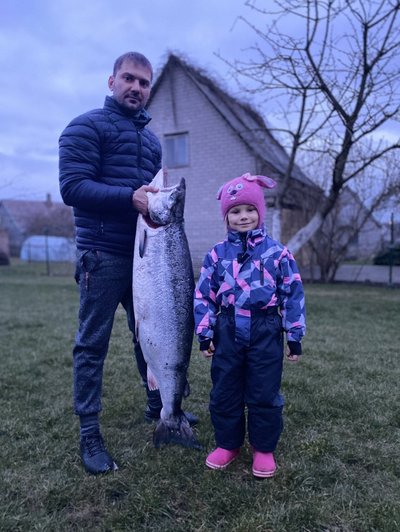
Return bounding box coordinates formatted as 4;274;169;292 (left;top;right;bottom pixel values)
20;235;75;262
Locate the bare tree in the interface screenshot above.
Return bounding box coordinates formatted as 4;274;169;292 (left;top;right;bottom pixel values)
225;0;400;253
28;203;75;239
303;143;400;280
310;184;390;282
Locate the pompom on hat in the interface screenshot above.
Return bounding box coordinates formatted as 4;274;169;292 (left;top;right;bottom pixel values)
217;173;277;226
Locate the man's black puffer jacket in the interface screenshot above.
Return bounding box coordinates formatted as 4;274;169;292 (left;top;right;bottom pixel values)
59;96;162;256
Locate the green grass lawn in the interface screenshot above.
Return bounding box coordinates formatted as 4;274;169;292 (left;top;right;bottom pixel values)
1;262;399;531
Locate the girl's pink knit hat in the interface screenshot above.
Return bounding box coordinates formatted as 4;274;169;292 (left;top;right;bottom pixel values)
217;173;277;225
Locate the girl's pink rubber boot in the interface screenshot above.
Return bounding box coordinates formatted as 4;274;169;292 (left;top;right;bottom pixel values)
205;447;240;470
252;450;276;478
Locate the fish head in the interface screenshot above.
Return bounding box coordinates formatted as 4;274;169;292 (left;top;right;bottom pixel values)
147;177;186;226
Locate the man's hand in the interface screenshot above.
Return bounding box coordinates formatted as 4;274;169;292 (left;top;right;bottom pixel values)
132;185;159;215
201;341;215;358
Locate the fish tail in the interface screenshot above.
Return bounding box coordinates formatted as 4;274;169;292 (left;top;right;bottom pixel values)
153;416;202;450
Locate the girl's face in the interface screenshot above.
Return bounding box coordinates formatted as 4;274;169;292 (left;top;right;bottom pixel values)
227;204;259;232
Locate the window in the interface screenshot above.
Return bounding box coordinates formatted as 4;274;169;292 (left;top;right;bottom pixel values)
164;133;189;168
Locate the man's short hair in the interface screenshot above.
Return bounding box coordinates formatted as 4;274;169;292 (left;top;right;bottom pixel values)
113;52;153;80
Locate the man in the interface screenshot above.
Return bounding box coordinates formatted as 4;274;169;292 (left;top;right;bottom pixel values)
59;52;197;475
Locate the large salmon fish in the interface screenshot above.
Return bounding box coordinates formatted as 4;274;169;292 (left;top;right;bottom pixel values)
133;170;201;450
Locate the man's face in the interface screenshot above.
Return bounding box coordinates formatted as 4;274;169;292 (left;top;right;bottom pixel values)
108;60;152;112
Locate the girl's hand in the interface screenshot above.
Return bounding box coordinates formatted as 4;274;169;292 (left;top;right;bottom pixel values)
287;353;300;362
201;341;215;358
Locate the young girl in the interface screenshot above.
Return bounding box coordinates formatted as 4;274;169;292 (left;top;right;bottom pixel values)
194;173;306;478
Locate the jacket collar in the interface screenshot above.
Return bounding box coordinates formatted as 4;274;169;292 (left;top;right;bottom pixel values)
227;226;266;248
104;95;152;127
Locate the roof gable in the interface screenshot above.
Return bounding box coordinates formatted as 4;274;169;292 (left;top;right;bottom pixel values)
149;53;318;190
339;187;382;228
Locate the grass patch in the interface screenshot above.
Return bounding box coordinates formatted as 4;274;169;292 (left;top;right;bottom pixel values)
1;262;399;531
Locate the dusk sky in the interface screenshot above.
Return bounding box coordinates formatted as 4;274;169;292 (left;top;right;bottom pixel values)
1;0;399;218
0;0;259;202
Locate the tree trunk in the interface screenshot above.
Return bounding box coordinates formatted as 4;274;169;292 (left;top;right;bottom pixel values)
271;207;282;241
286;211;324;254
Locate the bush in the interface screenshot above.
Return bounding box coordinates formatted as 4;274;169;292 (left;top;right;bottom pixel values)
373;244;400;265
0;250;10;265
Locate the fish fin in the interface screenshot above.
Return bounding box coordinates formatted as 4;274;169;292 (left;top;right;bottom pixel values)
138;228;147;258
147;366;159;391
153;414;203;450
150;168;164;189
183;380;190;398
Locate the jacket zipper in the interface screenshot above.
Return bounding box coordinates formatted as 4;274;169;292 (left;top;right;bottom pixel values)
136;128;143;177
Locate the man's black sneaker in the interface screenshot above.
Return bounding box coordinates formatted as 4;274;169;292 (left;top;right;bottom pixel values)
144;407;199;426
80;432;118;475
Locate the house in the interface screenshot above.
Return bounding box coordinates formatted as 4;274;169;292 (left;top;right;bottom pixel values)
338;188;385;260
147;53;322;269
306;186;385;279
0;194;74;257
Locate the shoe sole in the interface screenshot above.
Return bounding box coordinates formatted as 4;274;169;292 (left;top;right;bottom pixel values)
206;455;238;470
252;467;276;478
84;461;119;475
